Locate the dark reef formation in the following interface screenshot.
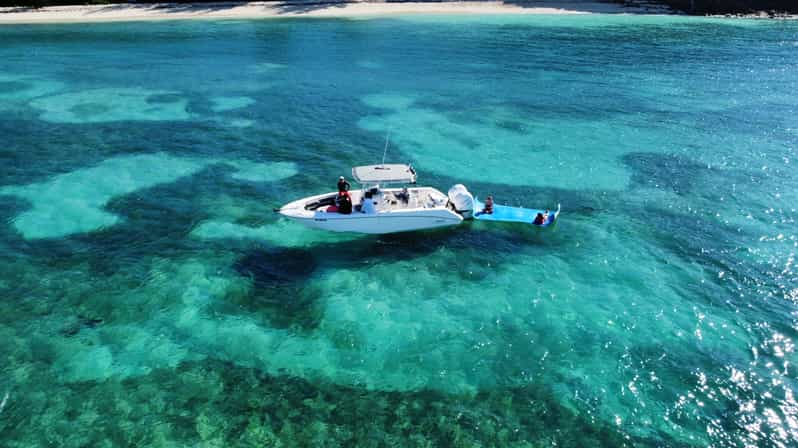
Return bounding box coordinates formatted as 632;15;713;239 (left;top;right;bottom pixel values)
0;358;650;447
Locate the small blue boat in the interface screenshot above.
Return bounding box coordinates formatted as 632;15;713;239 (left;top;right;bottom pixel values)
472;198;561;227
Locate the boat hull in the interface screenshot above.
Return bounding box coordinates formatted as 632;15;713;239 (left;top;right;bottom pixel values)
278;190;463;234
289;211;462;234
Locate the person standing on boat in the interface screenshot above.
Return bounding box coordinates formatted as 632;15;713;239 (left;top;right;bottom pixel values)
337;176;350;193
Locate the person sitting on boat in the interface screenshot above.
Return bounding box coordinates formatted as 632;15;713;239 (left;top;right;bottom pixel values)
337;190;352;214
533;210;550;226
337;176;350;193
361;191;377;214
396;187;410;204
482;196;494;215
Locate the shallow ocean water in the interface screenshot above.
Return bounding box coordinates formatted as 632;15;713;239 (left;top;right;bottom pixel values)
0;14;797;447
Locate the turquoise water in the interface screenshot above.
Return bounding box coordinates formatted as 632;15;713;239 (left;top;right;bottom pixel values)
1;14;797;446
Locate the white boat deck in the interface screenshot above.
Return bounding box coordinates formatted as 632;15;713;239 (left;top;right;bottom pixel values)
365;187;448;213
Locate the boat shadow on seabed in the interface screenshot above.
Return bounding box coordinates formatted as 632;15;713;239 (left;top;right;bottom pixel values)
232;173;608;318
230;224;558;330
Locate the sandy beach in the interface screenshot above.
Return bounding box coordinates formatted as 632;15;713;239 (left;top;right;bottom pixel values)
0;1;673;24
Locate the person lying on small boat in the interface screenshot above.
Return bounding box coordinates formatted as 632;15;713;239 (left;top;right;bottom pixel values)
337;176;350;193
533;210;550;225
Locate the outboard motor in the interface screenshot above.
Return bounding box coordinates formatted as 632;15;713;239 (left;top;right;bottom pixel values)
447;184;475;219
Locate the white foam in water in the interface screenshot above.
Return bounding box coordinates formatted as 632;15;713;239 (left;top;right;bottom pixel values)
0;154;298;239
29;87;191;123
359;94;637;190
210;96;256;112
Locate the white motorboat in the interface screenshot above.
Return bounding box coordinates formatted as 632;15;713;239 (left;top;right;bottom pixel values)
277;164;464;234
277;163;560;235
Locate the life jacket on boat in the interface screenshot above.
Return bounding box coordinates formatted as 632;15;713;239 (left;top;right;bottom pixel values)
533;213;545;225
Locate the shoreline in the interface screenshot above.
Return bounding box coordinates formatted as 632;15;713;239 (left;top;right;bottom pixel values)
0;1;674;24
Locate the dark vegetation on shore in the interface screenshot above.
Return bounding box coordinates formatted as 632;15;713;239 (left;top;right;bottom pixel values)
1;0;796;15
656;0;798;14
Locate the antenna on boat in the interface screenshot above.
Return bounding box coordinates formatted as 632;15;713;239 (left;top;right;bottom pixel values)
381;127;391;168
